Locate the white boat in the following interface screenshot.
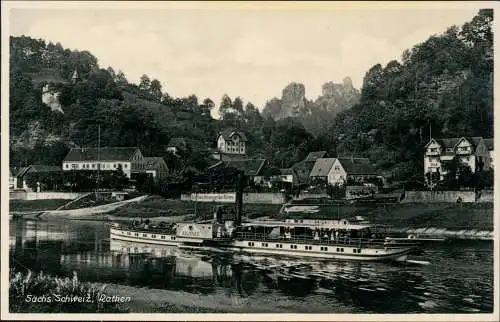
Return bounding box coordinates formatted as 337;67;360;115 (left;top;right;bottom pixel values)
110;216;417;262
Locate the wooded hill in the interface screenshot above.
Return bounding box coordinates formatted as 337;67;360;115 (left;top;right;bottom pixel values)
9;9;493;184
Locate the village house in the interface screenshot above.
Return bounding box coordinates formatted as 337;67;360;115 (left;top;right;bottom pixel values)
144;157;169;181
62;147;146;179
424;137;492;181
309;157;379;187
209;158;269;186
287;151;329;186
216;129;248;155
11;165;61;190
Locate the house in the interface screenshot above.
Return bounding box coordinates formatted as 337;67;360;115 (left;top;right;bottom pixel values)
209;158;269;185
309;158;337;183
216;129;248;155
276;168;298;184
13;165;62;190
62;147;145;179
484;138;494;170
333;157;379;186
287;151;329;186
310;157;378;186
144;157;169;181
424;137;492;181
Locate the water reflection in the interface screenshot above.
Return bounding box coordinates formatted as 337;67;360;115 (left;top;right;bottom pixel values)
9;219;494;313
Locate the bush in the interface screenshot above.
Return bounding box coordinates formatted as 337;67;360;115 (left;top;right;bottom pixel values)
9;270;128;313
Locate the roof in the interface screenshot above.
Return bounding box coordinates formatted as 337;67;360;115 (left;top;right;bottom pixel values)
143;157;167;171
304;151;327;162
309;158;337;177
224;159;267;176
15;165;61;177
337;157;377;175
63;147;140;162
429;137;486;151
218;129;248;142
484;138;494;151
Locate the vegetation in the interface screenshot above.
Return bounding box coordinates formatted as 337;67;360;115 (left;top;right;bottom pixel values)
108;196;282;220
9;270;128;313
278;202;493;231
9;10;493;190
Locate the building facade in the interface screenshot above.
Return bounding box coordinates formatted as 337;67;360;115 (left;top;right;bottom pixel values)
144;157;169;181
62;147;145;178
424;137;492;181
310;157;378;186
216;130;247;155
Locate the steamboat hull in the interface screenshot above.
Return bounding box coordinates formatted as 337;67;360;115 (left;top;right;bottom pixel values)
110;228;413;262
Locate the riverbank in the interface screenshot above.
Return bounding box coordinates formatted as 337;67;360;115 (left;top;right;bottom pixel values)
10;196;493;234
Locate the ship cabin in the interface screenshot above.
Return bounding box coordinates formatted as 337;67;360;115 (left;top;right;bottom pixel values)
238;219;384;246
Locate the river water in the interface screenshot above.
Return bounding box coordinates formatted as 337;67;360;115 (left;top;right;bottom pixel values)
9;219;494;313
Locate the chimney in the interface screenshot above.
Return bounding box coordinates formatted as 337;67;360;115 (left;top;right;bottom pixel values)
234;171;244;226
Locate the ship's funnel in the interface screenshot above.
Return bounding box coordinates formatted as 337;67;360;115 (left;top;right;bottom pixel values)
235;171;244;226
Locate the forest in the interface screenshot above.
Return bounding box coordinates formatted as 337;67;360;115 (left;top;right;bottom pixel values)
9;9;493;187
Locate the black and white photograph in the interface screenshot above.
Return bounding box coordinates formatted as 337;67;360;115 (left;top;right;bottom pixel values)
1;1;498;320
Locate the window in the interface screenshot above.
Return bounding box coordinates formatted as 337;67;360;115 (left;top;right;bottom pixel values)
336;247;340;252
92;164;96;168
143;234;147;237
114;164;117;168
72;164;78;169
171;236;176;240
134;233;138;237
161;235;166;239
341;248;344;252
152;235;156;238
65;164;69;169
127;232;131;236
430;148;437;152
334;166;340;171
248;242;255;246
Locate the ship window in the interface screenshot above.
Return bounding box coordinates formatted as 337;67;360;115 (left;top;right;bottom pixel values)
336;248;340;252
324;247;328;251
290;245;294;249
248;242;252;246
152;235;156;238
161;236;165;239
171;236;176;240
122;231;125;234
358;249;361;253
353;249;356;253
341;248;344;252
134;233;138;237
127;232;131;235
276;244;280;248
143;234;147;237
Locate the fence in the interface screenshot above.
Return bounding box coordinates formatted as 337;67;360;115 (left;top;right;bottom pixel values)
181;192;285;204
402;190;476;203
9;191;84;201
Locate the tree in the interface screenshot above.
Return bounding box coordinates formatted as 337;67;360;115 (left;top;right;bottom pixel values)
219;94;232;120
139;74;151;91
115;70;128;85
150;79;163;101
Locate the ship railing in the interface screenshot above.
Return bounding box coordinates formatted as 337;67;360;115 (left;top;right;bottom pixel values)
235;232;388;248
112;225;175;235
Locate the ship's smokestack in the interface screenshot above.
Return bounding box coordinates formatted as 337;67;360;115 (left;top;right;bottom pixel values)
235;171;244;226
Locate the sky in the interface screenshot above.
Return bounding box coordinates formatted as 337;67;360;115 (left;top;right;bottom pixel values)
7;2;480;110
